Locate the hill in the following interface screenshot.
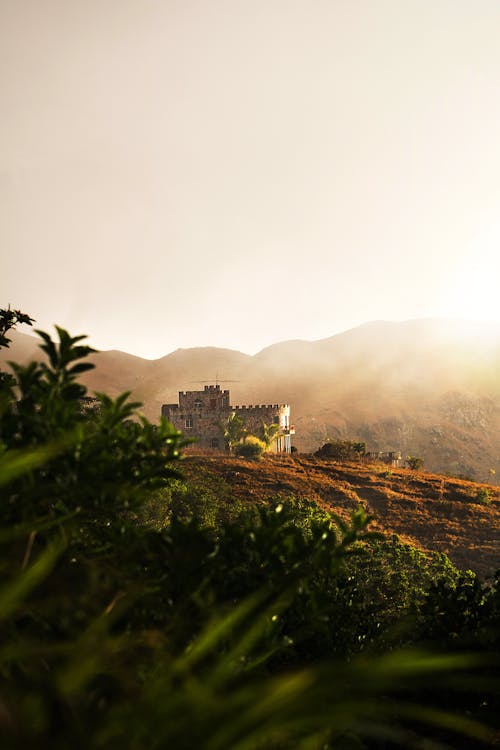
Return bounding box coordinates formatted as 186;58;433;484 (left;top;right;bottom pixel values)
3;318;500;482
179;452;500;579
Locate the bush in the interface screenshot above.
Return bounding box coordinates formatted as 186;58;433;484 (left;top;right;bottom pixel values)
234;435;266;459
475;487;492;505
406;455;424;470
315;439;366;461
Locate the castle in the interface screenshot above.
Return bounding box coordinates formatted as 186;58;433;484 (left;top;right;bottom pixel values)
161;385;294;452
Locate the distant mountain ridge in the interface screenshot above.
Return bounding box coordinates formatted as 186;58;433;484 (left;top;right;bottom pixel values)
3;319;500;483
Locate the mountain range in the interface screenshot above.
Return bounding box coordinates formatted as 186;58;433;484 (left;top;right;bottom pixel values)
3;318;500;483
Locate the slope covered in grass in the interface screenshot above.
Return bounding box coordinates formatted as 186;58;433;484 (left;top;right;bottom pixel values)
178;452;500;577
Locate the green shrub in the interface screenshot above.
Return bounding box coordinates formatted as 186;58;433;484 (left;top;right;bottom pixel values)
406;455;424;470
234;435;266;459
475;487;492;505
315;439;366;461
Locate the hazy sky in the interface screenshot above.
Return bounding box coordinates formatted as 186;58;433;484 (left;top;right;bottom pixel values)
2;0;500;357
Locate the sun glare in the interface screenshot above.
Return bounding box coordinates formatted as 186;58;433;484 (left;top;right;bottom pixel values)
442;225;500;325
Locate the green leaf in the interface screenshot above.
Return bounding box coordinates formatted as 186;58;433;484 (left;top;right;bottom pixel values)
0;443;61;485
0;540;63;620
68;362;95;376
35;328;59;365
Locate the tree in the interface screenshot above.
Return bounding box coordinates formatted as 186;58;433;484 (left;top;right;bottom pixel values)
0;309;185;530
259;419;282;451
0;306;35;389
406;455;424;471
315;439;366;461
0;305;35;348
220;411;246;452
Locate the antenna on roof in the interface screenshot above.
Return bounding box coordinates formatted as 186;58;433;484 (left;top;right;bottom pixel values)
188;372;241;386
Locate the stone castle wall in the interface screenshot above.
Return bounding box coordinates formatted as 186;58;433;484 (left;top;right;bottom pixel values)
161;385;291;451
232;404;290;435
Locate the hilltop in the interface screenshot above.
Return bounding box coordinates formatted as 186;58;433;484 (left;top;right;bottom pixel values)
3;318;500;482
179;452;500;579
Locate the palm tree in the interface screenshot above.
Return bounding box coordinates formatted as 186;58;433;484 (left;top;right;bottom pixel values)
259;420;283;451
220;412;246;452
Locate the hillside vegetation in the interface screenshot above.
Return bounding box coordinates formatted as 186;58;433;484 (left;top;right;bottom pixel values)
1;312;499;748
178;452;500;578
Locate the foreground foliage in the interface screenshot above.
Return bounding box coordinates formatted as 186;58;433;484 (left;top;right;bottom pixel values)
0;309;498;749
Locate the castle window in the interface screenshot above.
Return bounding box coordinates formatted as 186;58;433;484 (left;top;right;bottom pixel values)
185;416;193;429
210;438;220;448
273;416;279;424
194;399;202;409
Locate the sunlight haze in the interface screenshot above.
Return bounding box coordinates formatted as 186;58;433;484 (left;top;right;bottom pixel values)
2;0;500;357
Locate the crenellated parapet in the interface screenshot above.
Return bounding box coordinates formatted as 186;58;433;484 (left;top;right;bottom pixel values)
177;385;230;398
233;404;284;410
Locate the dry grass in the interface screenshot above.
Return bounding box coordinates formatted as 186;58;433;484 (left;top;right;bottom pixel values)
180;452;500;578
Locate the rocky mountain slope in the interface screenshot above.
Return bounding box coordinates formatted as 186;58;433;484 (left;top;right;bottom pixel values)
3;318;500;482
